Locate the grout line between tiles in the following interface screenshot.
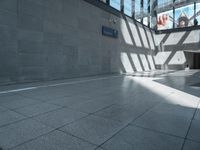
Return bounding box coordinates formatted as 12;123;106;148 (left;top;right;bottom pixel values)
180;99;200;150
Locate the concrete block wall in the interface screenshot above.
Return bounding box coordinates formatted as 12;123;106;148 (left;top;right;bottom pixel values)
0;0;156;85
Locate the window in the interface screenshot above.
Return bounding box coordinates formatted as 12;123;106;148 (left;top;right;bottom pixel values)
143;17;148;26
143;0;148;14
158;0;173;9
124;0;133;17
135;0;142;21
175;0;188;7
196;3;200;26
94;0;200;31
110;0;121;10
143;0;149;26
175;4;194;28
157;10;173;30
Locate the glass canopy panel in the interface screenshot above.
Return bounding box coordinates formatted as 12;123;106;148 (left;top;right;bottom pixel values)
110;0;121;10
143;17;148;26
175;4;194;28
143;0;148;14
124;0;133;17
143;0;149;26
196;3;200;26
158;0;173;9
135;0;141;21
174;0;194;7
157;10;173;30
150;16;154;28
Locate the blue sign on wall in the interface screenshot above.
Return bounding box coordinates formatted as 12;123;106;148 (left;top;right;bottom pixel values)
102;26;118;38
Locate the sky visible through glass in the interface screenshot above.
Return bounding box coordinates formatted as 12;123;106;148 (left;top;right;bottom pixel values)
196;3;200;24
110;0;121;10
158;0;173;7
175;4;194;27
109;0;199;29
124;0;132;16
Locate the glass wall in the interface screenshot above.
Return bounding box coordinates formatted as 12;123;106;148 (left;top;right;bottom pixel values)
124;0;133;17
158;0;173;9
157;0;199;30
157;10;173;30
143;0;149;14
174;0;188;7
97;0;200;31
143;17;148;26
143;0;149;26
175;4;194;28
110;0;121;10
135;0;142;21
195;2;200;26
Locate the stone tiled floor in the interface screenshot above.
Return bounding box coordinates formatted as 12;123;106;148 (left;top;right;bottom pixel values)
0;70;199;150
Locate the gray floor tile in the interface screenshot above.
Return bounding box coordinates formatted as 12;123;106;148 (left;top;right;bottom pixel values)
68;98;114;114
0;119;53;149
194;111;200;120
0;71;199;150
105;92;141;105
95;148;104;150
12;130;97;150
114;92;161;107
102;125;183;150
0;94;39;109
94;104;148;124
60;115;125;145
33;108;87;128
15;103;61;117
0;106;8;112
47;95;91;107
164;92;199;109
18;88;70;102
0;110;25;127
151;102;195;119
194;104;200;120
183;140;200;150
187;119;200;142
131;111;191;137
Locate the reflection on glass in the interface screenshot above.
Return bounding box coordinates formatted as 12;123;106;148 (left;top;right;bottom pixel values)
124;0;132;17
137;18;141;22
135;0;141;21
110;0;121;10
157;10;173;30
196;3;200;26
143;17;148;26
158;0;173;9
102;0;198;30
175;4;194;28
143;0;148;14
174;0;187;7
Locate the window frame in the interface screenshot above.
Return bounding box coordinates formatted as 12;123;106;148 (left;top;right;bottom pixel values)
85;0;200;34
